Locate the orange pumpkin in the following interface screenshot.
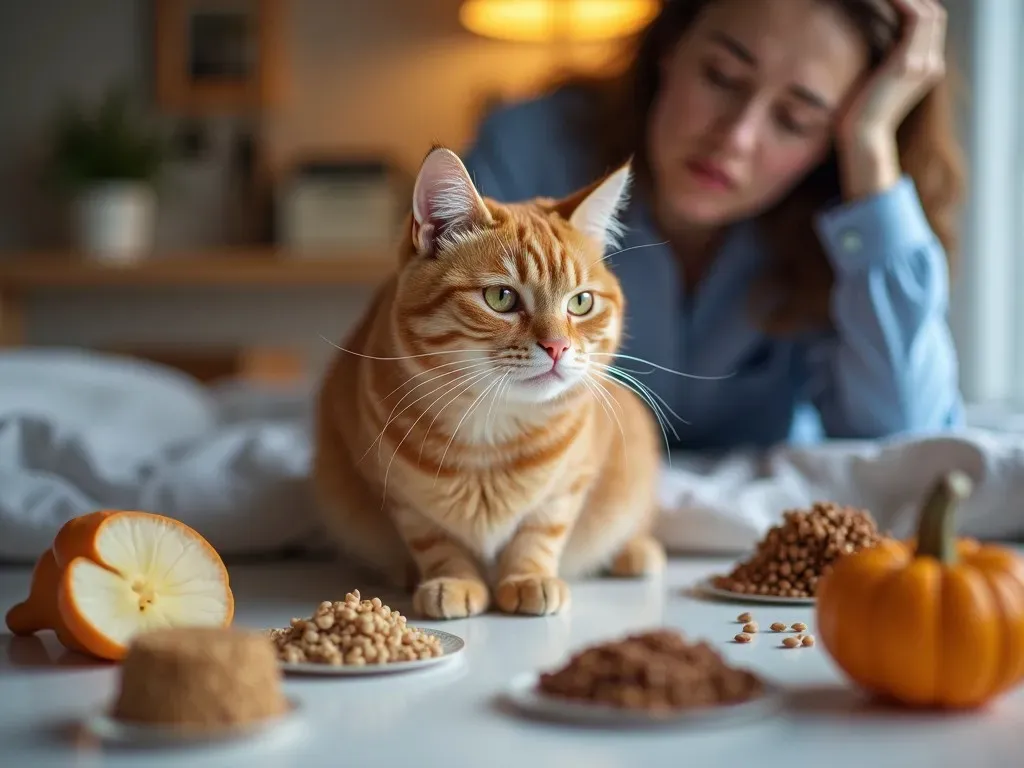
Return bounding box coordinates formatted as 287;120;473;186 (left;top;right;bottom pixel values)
816;470;1024;709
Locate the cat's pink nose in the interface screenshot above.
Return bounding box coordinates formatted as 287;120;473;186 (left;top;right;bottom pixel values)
538;338;570;362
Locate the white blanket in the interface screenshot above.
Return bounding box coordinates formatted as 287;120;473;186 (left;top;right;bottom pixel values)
655;428;1024;552
0;349;321;562
0;349;1021;564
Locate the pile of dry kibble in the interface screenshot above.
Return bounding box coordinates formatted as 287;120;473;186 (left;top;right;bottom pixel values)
711;501;883;598
733;612;814;648
267;590;443;666
537;629;764;712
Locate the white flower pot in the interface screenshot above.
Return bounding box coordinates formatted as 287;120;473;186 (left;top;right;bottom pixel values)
74;182;156;263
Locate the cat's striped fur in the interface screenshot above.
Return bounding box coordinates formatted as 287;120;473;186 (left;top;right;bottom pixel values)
313;147;665;619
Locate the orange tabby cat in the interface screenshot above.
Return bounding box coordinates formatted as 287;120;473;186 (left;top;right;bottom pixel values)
313;146;665;619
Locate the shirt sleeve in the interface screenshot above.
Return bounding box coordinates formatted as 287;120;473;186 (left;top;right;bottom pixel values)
803;175;965;439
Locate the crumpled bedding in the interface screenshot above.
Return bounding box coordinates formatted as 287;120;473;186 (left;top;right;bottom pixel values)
0;349;321;562
1;348;1021;564
654;428;1024;553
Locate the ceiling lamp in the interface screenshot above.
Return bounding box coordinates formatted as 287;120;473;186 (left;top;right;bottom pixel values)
459;0;661;43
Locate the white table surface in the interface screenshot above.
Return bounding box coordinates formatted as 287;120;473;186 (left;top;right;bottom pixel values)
2;556;1022;768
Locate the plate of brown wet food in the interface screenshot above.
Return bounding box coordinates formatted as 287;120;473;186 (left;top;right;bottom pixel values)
502;629;783;727
697;501;884;605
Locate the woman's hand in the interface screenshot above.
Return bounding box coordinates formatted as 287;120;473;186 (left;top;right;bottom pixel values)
835;0;947;200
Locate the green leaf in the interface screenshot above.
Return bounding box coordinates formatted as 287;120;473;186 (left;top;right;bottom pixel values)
49;87;167;191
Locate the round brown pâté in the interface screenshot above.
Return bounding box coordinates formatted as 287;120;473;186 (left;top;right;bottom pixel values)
112;627;288;730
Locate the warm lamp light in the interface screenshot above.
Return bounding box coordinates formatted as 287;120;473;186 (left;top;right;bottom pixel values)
459;0;660;43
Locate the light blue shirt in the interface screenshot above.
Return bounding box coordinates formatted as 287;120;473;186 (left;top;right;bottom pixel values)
462;89;964;450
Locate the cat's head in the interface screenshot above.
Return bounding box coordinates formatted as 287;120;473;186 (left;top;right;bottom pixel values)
392;145;631;405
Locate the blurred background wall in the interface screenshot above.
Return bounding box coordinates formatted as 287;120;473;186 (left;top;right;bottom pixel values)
0;0;629;380
0;0;1022;410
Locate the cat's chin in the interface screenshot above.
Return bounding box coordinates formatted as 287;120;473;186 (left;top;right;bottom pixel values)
503;372;583;405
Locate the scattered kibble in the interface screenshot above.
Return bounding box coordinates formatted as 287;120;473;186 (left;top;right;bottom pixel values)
801;635;815;647
737;612;753;623
734;633;753;643
770;622;787;632
782;637;801;649
742;622;758;633
791;622;808;632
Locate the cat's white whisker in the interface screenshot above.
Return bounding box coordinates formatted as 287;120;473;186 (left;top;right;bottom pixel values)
380;356;494;402
582;377;625;447
371;359;495;461
319;335;493;362
369;367;491;469
484;372;511;438
416;369;496;462
436;372;505;482
591;362;689;431
588;240;669;269
593;361;654;375
380;368;493;506
495;371;516;434
599;367;683;444
591;369;675;465
587;375;625;415
592;367;673;433
589;352;734;380
360;362;496;464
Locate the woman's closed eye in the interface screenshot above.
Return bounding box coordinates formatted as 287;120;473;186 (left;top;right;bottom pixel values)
775;105;828;138
776;110;811;136
703;64;744;92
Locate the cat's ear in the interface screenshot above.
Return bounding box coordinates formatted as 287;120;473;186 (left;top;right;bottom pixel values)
411;146;492;256
559;162;632;251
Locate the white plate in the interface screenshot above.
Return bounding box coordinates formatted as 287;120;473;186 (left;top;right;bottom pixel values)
502;672;785;727
694;578;816;606
83;697;304;747
278;628;465;676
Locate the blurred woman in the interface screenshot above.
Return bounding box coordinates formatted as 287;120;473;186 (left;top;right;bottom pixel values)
463;0;965;450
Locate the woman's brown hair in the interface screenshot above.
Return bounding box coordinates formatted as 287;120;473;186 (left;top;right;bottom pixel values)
550;0;966;333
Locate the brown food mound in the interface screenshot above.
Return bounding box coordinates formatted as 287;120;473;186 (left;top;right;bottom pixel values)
113;627;288;730
711;501;883;598
537;629;764;712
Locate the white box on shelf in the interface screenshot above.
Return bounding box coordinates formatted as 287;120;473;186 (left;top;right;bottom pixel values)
275;159;409;258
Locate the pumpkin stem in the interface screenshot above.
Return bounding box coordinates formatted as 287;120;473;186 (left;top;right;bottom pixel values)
914;470;974;563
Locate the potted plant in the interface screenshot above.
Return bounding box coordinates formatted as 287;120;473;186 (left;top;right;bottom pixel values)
50;90;166;263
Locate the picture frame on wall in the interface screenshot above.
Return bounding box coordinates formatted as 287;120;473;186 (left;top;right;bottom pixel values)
154;0;286;114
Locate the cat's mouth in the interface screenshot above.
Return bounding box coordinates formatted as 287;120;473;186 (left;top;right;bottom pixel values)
501;361;585;402
521;369;565;384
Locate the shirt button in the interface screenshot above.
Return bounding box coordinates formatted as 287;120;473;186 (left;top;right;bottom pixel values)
840;231;863;253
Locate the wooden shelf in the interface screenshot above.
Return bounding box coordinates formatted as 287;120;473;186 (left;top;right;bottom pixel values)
0;248;396;289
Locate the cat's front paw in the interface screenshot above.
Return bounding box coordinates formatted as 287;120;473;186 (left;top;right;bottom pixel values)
609;535;666;577
495;575;570;615
413;577;490;619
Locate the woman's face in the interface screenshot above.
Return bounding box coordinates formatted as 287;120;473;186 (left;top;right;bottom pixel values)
648;0;871;228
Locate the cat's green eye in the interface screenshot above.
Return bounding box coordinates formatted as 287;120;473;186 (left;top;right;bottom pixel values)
567;291;594;316
483;285;519;313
